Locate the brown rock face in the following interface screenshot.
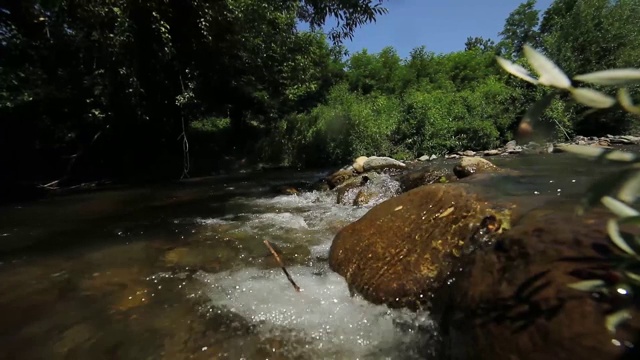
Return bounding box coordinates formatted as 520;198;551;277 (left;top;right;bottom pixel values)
328;183;513;309
439;206;640;360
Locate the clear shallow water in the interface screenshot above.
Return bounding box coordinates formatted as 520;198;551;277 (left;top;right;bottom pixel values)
0;151;632;359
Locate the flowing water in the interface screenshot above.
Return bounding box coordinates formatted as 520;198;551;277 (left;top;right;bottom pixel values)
0;151;633;359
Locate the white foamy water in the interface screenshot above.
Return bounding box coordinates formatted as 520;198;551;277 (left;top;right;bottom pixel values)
194;266;433;359
178;187;437;358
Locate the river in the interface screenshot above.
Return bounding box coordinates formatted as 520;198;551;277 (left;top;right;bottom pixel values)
0;151;629;359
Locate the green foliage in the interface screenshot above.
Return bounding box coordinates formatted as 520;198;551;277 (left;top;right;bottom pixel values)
2;0;640;187
498;0;542;59
0;0;384;184
190;117;231;133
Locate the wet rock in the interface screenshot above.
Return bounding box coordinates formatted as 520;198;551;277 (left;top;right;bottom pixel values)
439;206;640;360
162;245;238;272
326;167;357;189
483;149;501;156
459;150;476;157
353;156;368;173
453;157;501;179
504;140;517;152
394;165;456;192
335;173;401;206
329;183;514;309
335;174;373;205
362;156;406;172
507;145;523;154
418;155;431;161
352;189;377;206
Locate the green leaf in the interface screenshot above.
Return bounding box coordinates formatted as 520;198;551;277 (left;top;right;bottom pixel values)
605;309;632;333
557;145;637;163
555;144;604;158
616;169;640;204
567;279;606;292
618;88;640;115
523;45;571;89
625;271;640;284
601;196;640;218
496;57;539;84
569;87;617;109
573;68;640;86
606;218;637;256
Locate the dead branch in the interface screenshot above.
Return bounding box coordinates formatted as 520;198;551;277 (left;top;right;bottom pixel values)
263;239;301;292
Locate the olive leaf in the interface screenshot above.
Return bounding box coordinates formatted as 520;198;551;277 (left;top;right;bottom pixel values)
496;57;539;84
601;196;640;219
523;45;572;89
574;68;640;86
569;87;617;109
557;144;638;162
606;218;637;256
616;169;640;204
605;309;633;333
567;279;606;292
625;271;640;283
618;88;640;115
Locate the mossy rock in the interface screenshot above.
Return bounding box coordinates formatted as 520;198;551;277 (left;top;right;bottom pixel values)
329;183;514;309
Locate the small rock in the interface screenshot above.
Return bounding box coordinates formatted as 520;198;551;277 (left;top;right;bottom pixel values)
430;154;438;161
418;155;430;161
504;140;517;152
352;156;368;173
326;168;356;189
446;154;461;159
363;156;406;172
460;150;476;157
483;149;501;156
507;146;522;154
453;157;501;179
546;143;554;153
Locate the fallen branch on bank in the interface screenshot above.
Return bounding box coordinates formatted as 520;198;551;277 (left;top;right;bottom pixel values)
263;239;301;292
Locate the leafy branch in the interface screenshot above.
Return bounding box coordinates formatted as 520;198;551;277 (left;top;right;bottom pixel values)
497;44;640;333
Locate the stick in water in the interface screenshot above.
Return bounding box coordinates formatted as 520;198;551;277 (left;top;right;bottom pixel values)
263;239;301;292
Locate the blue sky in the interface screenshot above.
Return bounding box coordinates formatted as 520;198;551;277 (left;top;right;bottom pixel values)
314;0;553;58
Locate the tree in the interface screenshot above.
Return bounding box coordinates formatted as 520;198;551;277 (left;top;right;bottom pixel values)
498;0;541;59
0;0;390;189
464;36;496;53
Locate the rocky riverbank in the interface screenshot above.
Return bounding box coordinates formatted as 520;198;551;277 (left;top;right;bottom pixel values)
428;134;640;160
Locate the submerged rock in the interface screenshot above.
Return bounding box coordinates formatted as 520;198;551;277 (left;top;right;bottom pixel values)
334;172;401;206
328;183;514;309
438;205;640;360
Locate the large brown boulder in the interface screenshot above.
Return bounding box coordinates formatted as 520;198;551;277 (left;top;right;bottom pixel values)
328;183;515;309
438;205;640;360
